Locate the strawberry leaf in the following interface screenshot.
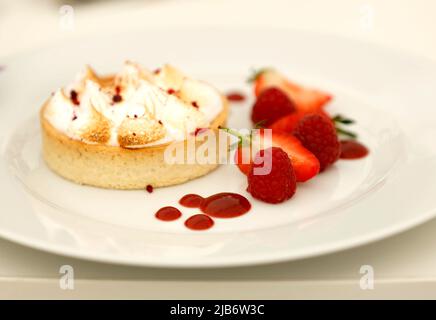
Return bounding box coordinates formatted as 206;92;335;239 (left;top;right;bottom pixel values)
332;114;355;125
336;127;357;139
332;114;357;139
247;68;272;83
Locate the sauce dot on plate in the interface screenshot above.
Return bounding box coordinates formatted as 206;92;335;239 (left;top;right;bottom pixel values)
340;140;369;159
179;194;204;208
200;192;251;218
184;214;214;230
226;91;246;102
155;206;182;221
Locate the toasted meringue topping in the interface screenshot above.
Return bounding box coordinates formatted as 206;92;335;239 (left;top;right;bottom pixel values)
153;64;185;92
44;62;223;148
118;113;165;148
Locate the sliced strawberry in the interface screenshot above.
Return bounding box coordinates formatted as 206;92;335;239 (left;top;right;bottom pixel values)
267;132;320;182
234;145;252;176
253;69;332;113
269;110;307;133
269;109;330;134
224;127;320;182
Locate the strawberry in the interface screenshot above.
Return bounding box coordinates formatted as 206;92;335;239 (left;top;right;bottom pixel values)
220;127;255;176
265;131;320;182
247;147;297;204
269;109;330;134
293;114;341;171
234;145;252;176
268;110;307;133
251;87;296;126
222;127;320;182
251;69;332;113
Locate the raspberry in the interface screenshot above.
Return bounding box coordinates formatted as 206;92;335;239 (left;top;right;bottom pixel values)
293;114;340;171
247;147;297;204
251;87;296;126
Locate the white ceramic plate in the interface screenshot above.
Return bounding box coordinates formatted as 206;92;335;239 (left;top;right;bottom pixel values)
1;27;436;268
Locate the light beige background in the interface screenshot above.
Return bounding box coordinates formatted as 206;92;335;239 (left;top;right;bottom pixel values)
1;0;436;299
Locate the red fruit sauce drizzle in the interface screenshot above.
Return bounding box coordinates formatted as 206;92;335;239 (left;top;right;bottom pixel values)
182;193;251;218
340;140;369;159
226;91;246;102
184;214;214;230
146;185;153;193
155;206;182;221
155;192;251;231
179;194;204;208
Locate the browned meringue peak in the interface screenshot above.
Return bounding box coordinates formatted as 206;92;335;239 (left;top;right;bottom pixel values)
136;82;208;136
114;60;154;90
117;113;166;148
153;65;223;121
70;80;113;144
177;78;223;119
153;64;186;92
79;103;112;144
64;65;101;96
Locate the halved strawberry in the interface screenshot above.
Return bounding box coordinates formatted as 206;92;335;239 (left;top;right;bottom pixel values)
220;127;254;176
234;145;252;176
269;109;330;134
269;110;307;133
265;131;320;182
252;69;332;113
223;127;320;182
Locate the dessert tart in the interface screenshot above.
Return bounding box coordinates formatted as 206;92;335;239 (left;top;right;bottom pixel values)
40;62;229;189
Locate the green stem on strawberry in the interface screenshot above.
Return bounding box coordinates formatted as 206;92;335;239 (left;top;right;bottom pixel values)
220;127;242;139
247;68;271;83
332;114;358;139
219;126;253;150
332;114;355;125
336;127;358;139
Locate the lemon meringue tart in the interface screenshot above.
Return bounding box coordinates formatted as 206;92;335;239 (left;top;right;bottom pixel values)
40;62;229;189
